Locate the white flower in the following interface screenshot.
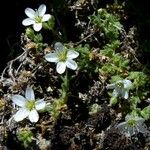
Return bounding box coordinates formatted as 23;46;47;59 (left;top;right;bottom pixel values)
117;114;148;136
45;42;79;74
12;87;46;123
106;79;132;99
22;4;52;31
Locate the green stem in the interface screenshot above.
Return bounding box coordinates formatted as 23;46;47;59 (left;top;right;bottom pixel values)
61;69;69;103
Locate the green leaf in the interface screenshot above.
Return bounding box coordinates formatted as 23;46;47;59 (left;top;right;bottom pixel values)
141;105;150;120
110;97;118;106
43;16;55;30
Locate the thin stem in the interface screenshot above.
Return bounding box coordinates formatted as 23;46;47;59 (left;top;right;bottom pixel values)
61;69;69;103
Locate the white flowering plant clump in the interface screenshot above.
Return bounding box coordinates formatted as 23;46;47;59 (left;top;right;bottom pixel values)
106;79;132;99
12;87;46;123
22;4;52;31
1;1;150;149
117;114;148;137
45;42;79;74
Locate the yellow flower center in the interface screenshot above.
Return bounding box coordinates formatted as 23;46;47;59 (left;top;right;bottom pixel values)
127;119;137;127
57;50;67;62
116;82;124;88
35;16;42;23
26;100;35;111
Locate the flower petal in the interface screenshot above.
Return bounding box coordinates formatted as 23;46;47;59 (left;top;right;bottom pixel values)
14;108;30;122
35;99;46;110
112;89;118;97
125;114;132;121
56;62;66;74
33;23;42;31
136;117;145;124
28;109;39;122
122;91;129;99
25;8;36;19
25;87;35;100
106;83;115;89
12;95;26;107
66;59;78;70
54;42;64;52
38;4;46;17
123;79;132;89
22;18;35;26
127;126;135;136
67;50;79;59
137;124;148;133
42;14;51;22
117;122;127;129
45;53;59;62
